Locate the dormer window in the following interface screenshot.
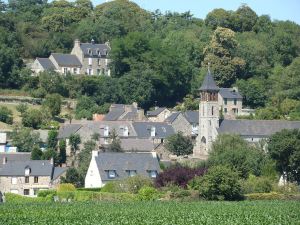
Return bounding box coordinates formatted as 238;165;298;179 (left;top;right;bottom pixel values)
89;58;92;65
126;170;136;177
104;126;109;137
150;126;156;137
123;126;129;137
107;170;116;179
87;48;92;55
25;167;31;176
148;170;157;178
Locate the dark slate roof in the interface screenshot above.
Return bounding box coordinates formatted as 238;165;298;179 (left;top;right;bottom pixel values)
183;111;199;124
51;53;82;67
218;119;300;137
199;71;219;91
80;43;110;57
219;88;243;99
147;108;167;117
133;122;175;139
95;152;160;181
57;124;82;139
120;139;155;152
0;153;31;169
0;160;54;176
103;109;125;121
37;58;56;70
52;167;68;180
164;112;181;123
122;111;138;120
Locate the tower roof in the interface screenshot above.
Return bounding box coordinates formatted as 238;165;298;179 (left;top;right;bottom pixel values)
199;70;219;91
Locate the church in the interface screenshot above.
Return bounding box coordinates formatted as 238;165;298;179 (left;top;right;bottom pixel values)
193;70;300;160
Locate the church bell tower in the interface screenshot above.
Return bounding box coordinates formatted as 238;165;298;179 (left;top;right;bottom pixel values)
193;67;220;159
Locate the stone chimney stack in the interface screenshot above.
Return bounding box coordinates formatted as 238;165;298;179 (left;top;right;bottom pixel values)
2;156;7;165
74;39;80;48
91;39;95;45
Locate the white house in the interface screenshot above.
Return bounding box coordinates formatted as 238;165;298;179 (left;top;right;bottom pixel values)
85;151;161;188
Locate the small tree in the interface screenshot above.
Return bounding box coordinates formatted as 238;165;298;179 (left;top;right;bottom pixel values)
31;145;43;160
16;103;28;115
42;148;57;161
91;132;100;141
69;134;81;156
61;168;83;187
59;139;67;164
11;126;41;152
165;132;193;156
0;106;13;124
107;129;123;152
43;94;62;117
47;130;58;149
22;109;43;129
190;165;243;201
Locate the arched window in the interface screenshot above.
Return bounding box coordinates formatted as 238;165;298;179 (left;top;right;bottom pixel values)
201;136;206;144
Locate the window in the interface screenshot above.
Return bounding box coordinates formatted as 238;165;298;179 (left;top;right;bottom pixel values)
89;58;92;65
224;98;227;105
151;127;156;137
25;176;29;183
73;68;78;74
224;108;227;113
104;126;109;137
148;170;157;178
97;69;101;75
212;106;214;116
24;189;29;196
33;189;39;196
126;170;136;177
108;170;116;179
34;176;38;183
87;69;93;75
105;59;109;66
25;167;31;176
104;138;109;145
11;177;17;185
98;58;101;66
234;99;237;105
123;126;129;137
63;67;67;75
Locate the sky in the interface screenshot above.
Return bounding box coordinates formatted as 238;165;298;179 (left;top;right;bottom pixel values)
92;0;300;25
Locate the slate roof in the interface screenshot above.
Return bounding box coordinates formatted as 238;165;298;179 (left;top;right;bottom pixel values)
103;109;125;121
94;152;160;181
199;70;219;91
219;88;243;99
51;53;82;67
37;58;56;70
218;119;300;137
0;153;31;169
147;108;167;117
133;122;175;139
80;43;110;57
120;139;155;152
164;112;181;123
183;111;199;124
52;167;68;180
57;124;82;139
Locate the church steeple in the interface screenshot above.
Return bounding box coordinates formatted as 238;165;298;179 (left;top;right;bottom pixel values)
199;68;219;92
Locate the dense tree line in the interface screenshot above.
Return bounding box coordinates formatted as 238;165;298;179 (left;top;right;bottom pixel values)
0;0;299;117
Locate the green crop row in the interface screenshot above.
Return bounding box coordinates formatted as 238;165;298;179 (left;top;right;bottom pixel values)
0;200;299;225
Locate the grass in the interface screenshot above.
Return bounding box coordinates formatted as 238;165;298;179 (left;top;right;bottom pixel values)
0;201;299;225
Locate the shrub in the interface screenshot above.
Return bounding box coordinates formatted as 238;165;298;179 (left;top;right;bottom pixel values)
242;175;274;194
189;165;244;201
22;109;44;129
273;182;300;194
57;191;75;201
101;182;122;193
77;188;101;192
138;187;159;201
155;165;207;188
57;183;76;192
37;189;57;198
0;106;13;124
245;192;284;200
165;132;193;156
5;193;50;203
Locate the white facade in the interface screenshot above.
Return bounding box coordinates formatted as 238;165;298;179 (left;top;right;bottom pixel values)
85;151;103;188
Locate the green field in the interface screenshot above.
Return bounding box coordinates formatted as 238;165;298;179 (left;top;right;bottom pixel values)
0;201;299;225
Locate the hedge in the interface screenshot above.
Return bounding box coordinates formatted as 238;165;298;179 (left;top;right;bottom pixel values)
5;193;52;203
245;192;300;200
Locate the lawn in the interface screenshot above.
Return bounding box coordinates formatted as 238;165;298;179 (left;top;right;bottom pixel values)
0;201;299;225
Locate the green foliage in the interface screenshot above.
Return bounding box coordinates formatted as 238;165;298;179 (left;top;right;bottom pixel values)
59;139;67;163
41;148;57;161
16;103;28;115
165;132;193;156
242;175;274;194
31;145;43;160
11;126;41;152
22;108;47;129
61;168;83;187
57;183;76;192
138;186;159;201
107;129;123;152
77;140;96;179
0;106;13;124
69;133;81;154
268;129;300;183
43;94;62;117
190;165;243;201
208;134;266;178
47;130;58;149
4;193;51;203
37;189;57;198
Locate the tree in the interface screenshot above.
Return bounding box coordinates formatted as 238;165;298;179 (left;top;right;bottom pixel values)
47;130;58;149
77;140;96;179
10;126;41;152
268;129;300;183
69;133;81;156
16;103;28;115
22;109;44;129
31;145;43;160
203;27;245;87
61;167;83;187
208;134;266;178
235;5;258;32
41;148;57;161
0;106;13;124
107;129;123;152
165;132;193;156
189;165;243;201
205;8;233;30
58;139;67;164
43;94;62;117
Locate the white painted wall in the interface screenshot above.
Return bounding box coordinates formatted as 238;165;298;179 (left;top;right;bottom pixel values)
84;153;103;188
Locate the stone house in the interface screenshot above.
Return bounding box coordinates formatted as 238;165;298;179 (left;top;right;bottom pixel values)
85;152;161;188
218;88;243;118
32;39;111;76
103;103;146;121
147;107;171;122
0;157;67;197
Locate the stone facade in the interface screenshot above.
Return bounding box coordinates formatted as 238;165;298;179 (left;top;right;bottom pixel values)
168;113;192;135
147;108;171;122
218;88;243;119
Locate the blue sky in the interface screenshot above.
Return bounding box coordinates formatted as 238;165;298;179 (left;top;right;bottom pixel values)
92;0;300;24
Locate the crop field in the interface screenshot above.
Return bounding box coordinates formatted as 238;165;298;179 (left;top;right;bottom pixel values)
0;201;299;225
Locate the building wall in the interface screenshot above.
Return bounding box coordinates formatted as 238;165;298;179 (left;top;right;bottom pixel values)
85;156;103;188
0;176;52;196
170;113;191;136
31;60;44;74
80;57;110;76
218;94;242;118
148;109;171;122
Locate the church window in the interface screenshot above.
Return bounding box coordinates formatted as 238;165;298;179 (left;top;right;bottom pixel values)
201;136;206;144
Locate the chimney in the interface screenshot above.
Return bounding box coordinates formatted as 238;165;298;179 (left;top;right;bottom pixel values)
74;39;80;48
91;39;95;44
2;156;7;165
50;157;54;165
132;102;138;109
105;40;110;48
232;87;238;92
92;150;99;158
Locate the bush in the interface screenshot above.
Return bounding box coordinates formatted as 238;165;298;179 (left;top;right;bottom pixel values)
189;165;244;201
155;165;207;188
37;189;57;198
273;182;300;194
22;109;44;129
242;175;274;194
165;132;193;156
57;183;76;192
5;193;51;203
57;191;75;201
101;182;122;193
77;188;101;192
245;192;284;200
0;106;13;124
138;187;159;201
